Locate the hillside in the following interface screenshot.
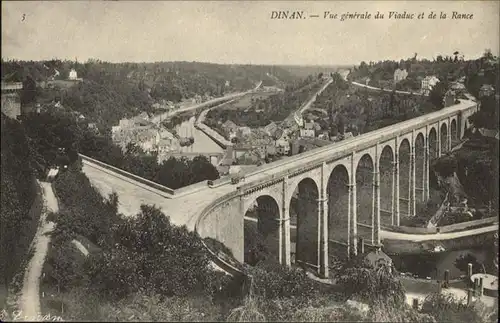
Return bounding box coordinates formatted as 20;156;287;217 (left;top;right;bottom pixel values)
0;113;42;304
2;59;303;129
347;50;499;97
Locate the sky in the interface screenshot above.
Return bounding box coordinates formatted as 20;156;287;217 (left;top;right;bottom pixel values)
2;1;499;65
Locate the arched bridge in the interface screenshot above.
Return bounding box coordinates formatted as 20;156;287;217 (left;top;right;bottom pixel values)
82;99;496;277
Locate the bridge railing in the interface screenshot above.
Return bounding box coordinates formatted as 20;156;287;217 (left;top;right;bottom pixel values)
79;154;176;195
195;190;246;278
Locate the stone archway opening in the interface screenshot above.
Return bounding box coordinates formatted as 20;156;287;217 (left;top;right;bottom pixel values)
429;127;438;160
355;154;374;244
243;195;280;266
440;123;448;154
451;119;458;147
399;139;411;219
327;164;350;262
290;178;319;268
415;133;425;205
379;145;394;227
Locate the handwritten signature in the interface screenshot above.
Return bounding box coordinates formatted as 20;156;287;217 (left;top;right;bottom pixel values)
0;309;63;322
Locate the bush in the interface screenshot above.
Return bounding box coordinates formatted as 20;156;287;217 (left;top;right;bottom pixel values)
335;260;406;306
86;205;216;300
248;261;318;300
420;292;497;323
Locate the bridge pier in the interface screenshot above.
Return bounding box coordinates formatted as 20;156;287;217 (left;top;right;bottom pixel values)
281;179;291;267
392;156;400;226
424;141;430;201
319;163;329;278
373;169;380;245
410;146;416;217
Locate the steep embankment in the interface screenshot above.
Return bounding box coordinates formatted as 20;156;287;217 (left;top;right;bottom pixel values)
0;114;43;309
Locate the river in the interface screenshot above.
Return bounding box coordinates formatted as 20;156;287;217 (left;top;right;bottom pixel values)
175;116;224;154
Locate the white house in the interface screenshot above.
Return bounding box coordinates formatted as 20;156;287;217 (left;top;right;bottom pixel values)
421;76;440;95
68;69;78;80
393;68;408;82
300;129;315;138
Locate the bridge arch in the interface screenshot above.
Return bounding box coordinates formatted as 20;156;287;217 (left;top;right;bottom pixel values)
327;164;350;261
289;177;319;267
451;119;458;144
379;145;394;226
243;194;281;265
428;127;438;159
355;154;374;244
399;138;411;218
440;122;449;153
414;133;425;204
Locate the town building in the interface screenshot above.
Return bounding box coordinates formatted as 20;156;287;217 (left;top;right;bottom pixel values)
393;68;408;82
421;76;440;95
275;139;290;155
299;129;315;138
238;126;252;137
68;68;78;80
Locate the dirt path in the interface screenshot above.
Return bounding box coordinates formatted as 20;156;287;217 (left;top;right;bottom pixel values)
17;181;59;321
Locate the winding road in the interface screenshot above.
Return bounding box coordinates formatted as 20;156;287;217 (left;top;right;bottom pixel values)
18;181;58;321
351;81;426;96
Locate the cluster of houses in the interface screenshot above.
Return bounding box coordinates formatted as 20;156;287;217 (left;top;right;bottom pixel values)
111;112;180;158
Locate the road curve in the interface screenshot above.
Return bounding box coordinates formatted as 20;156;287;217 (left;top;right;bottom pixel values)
380;223;498;241
351;81;426;96
297;77;334;115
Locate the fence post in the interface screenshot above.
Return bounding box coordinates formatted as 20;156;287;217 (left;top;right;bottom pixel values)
467;288;473;305
467;263;473;279
474;278;479;296
444;269;450;288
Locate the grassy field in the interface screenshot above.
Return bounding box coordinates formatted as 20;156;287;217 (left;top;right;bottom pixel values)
224;93;274;111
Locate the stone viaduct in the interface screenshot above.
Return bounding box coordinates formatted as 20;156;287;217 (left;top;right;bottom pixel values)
195;100;480;277
81;99;490;278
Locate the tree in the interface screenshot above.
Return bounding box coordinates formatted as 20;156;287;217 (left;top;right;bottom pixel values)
88;204;215;299
429;80;449;109
21;111;82;175
337;115;345;136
